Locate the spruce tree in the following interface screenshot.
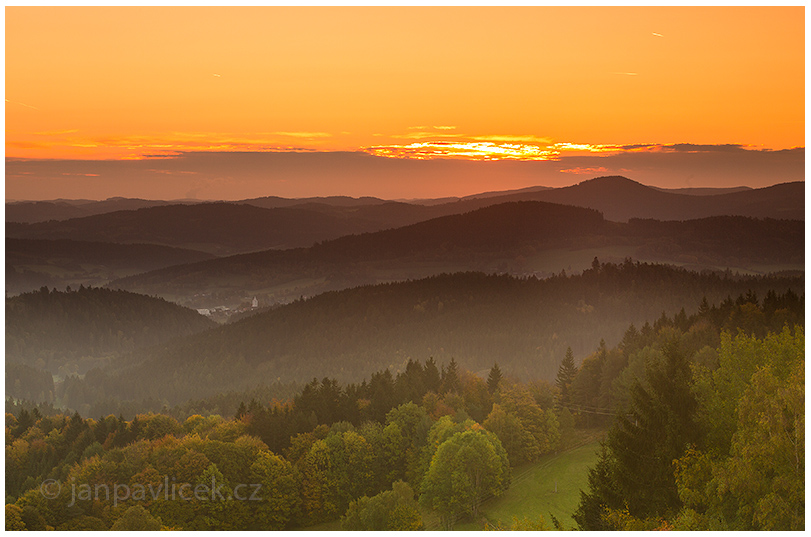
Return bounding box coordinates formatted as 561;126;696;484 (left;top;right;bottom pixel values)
487;363;503;394
423;357;441;393
440;358;460;394
608;339;698;519
555;347;577;406
573;442;623;530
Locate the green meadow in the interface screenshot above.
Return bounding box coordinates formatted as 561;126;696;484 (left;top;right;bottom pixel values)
453;438;603;531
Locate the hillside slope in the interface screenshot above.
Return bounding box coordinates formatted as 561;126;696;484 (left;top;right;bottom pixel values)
7;177;802;245
471;177;804;222
6;286;216;378
82;264;804;406
6;238;216;295
5;202;393;255
5;197;202;223
107;201;804;309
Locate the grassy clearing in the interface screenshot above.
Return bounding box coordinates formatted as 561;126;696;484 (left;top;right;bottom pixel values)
303;429;605;531
454;431;605;531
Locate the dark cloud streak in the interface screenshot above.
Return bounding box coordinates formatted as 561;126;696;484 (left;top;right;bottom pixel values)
5;146;804;201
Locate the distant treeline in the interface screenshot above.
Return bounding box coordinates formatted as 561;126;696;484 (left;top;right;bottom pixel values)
50;260;802;413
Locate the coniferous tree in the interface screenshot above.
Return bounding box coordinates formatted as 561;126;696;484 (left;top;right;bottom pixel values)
555;348;577;406
235;401;247;420
423;358;441;393
572;443;623;530
584;339;698;523
395;360;426;404
486;363;503;394
440;358;460;394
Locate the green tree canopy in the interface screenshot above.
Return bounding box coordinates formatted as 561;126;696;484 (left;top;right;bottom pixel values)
341;480;423;531
419;428;510;529
110;505;162;531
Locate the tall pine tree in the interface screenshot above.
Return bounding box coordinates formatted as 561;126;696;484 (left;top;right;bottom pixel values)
575;338;699;529
440;358;460;394
487;363;503;394
555;347;577;406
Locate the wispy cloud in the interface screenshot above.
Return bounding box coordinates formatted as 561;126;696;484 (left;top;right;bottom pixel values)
551;142;621;153
391;131;464;140
365;138;626;161
364;141;559;161
472;134;553;144
146;169;200;176
6;141;51;150
6;98;39;110
407;125;457;131
34;129;79;136
619;143;755;153
612;72;638;76
6;131;337;160
559;166;610;175
652;32;664;37
268;132;332;138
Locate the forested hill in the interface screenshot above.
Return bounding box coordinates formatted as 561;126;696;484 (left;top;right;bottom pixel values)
310;200;605;258
103;200;608;307
6;286;216;377
5;202;404;255
5;238;216;295
486;177;804;222
108;200;803;309
5;198;199;224
66;261;803;410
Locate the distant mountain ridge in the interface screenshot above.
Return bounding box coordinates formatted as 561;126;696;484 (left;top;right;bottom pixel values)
463;177;803;222
649;185;752;196
6;176;803;299
107;199;804;310
6;202;402;255
7;176;802;225
239;195;385;209
5;198;203;223
6;238;216;295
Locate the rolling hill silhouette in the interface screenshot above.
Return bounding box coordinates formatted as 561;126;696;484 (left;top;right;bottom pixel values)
88;266;804;405
107;200;803;309
458;176;804;222
5;197;203;223
7;177;802;231
6;285;215;377
6;238;216;295
6;202;403;255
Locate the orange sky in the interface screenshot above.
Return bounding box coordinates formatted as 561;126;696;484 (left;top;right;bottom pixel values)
4;6;806;199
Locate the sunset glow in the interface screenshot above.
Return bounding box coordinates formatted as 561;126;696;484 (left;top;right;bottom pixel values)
364;141;623;161
5;6;805;199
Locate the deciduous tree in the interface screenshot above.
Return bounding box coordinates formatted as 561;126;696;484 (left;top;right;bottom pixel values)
419;428;510;529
